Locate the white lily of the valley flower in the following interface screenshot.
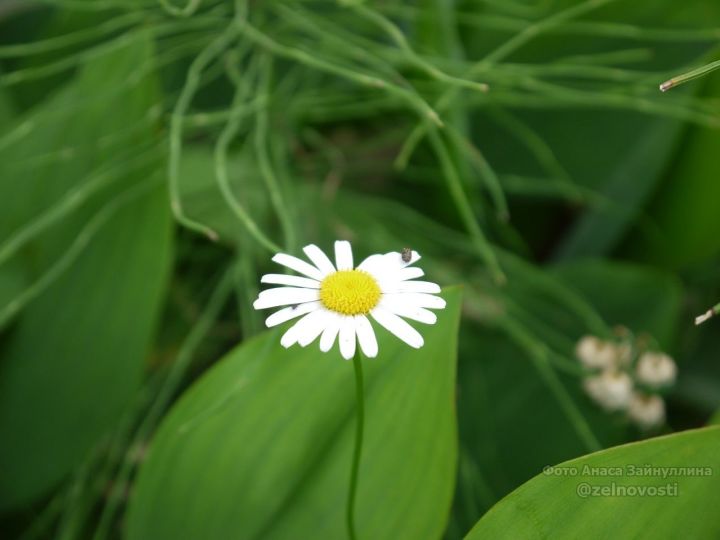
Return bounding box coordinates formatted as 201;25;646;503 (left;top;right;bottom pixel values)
635;351;677;388
253;241;445;359
628;392;665;429
583;370;633;411
575;336;618;370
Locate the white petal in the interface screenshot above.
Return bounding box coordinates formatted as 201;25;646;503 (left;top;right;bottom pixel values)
378;297;437;324
272;253;324;281
395;266;424;281
261;274;320;289
338;316;357;360
383;292;446;310
357;253;387;276
381;280;441;294
364;266;396;285
334;240;354;271
253;287;319;310
303;244;336;276
371;306;424;349
265;301;321;327
280;311;324;348
280;327;300;348
297;309;331;347
320;312;343;352
355;315;378;358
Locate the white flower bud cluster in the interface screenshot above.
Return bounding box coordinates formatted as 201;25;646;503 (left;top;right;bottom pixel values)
575;330;677;430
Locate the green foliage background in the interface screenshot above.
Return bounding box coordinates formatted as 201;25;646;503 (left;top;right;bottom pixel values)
1;0;720;538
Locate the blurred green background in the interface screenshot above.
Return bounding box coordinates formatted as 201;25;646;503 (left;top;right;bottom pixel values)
1;0;720;538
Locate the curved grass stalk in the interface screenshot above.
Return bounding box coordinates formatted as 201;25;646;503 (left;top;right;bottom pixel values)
0;16;225;88
0;30;148;88
273;3;452;141
214;52;282;253
422;70;720;126
3;109;162;173
550;20;720;42
182;95;266;128
498;174;603;205
500;172;666;259
30;0;140;11
660;59;720;92
157;0;202;18
0;146;161;271
497;250;609;338
558;20;720;42
427;128;505;284
17;491;66;540
238;20;444;128
396;0;621;168
292;2;489;93
420;9;720;43
465;91;720;126
502;297;586;375
0;33;213;152
555;48;653;66
498;316;601;452
169;18;243;241
0;11;146;59
0;177;162;329
488;106;575;189
443;126;509;222
500;62;665;84
253;53;297;252
57;388;153;540
493;73;720;125
0;119;35;153
388;3;688;51
272;4;409;79
457;445;496;520
484;0;554;17
546;350;588;377
293;95;400;122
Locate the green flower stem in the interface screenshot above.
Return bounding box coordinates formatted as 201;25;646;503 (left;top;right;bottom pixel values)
347;350;365;540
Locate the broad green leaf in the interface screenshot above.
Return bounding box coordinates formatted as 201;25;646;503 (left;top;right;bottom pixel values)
126;287;462;540
0;186;172;511
0;33;171;510
465;426;720;539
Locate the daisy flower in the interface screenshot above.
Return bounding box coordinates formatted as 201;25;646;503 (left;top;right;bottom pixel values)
253;240;445;359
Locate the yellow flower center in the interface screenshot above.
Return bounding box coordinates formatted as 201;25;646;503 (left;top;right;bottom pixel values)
320;270;381;315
